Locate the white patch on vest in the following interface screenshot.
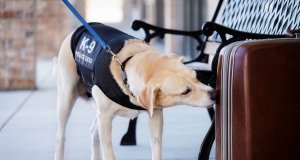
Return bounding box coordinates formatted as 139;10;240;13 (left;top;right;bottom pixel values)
75;51;93;64
75;34;100;69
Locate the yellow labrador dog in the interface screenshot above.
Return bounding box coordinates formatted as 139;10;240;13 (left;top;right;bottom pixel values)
53;24;215;160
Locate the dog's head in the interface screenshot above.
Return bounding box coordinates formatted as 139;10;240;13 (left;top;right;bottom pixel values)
136;53;216;116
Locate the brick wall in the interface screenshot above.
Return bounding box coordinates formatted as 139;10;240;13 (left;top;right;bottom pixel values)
36;0;69;58
0;0;37;90
0;0;84;90
36;0;85;58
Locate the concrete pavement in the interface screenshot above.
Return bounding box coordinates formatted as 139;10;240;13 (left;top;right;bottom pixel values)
0;58;215;160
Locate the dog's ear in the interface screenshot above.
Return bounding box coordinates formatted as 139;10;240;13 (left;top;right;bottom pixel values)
166;53;184;63
137;86;160;117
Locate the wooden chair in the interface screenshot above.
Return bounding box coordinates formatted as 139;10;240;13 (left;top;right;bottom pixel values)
121;0;300;159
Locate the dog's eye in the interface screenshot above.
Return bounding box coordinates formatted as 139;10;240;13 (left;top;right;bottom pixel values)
181;88;191;95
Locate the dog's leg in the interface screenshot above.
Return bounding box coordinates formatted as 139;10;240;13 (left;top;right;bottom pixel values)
148;109;163;160
54;85;77;160
54;32;80;160
90;118;101;160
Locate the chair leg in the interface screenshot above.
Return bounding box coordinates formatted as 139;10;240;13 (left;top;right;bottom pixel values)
120;117;138;146
198;117;215;160
207;107;214;121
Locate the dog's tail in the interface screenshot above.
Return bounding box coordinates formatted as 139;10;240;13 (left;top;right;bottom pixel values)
52;56;58;79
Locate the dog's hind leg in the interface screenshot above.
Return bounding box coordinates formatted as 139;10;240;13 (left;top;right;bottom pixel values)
54;32;80;160
148;109;163;160
90;117;101;160
54;82;78;160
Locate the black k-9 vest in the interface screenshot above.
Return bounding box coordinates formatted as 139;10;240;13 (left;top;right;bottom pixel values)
71;23;145;110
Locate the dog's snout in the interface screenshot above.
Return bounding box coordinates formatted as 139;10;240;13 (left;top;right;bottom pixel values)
209;90;217;101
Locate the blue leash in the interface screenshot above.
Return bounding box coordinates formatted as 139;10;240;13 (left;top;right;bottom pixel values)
61;0;119;60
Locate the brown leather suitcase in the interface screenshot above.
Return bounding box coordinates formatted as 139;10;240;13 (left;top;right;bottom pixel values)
216;39;300;160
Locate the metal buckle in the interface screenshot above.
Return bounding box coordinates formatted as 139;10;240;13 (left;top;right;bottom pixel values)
105;46;122;65
113;55;122;65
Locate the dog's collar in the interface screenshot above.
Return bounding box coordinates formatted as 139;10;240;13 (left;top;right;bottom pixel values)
120;56;135;97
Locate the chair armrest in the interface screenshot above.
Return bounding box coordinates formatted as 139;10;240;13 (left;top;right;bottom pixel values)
202;22;290;73
202;22;286;43
132;20;204;50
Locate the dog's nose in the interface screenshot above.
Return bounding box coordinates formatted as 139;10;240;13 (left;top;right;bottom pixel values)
209;90;217;101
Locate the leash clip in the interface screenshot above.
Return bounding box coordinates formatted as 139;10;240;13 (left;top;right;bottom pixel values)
105;46;122;65
113;55;122;65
